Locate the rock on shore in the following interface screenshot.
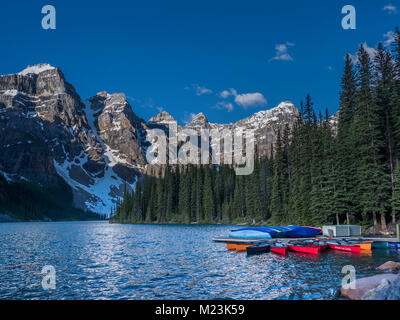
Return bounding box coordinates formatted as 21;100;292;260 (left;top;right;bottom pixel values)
377;261;400;271
341;273;400;300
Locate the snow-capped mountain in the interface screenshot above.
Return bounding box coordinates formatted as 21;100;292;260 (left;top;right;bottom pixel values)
0;64;302;216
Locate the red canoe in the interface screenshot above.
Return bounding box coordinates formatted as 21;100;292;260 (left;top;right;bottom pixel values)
270;246;288;255
327;243;361;253
318;244;328;252
288;244;320;255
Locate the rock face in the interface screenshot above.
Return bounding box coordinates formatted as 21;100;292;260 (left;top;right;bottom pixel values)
180;101;300;159
377;261;400;271
0;64;142;214
366;276;400;300
341;273;400;300
0;64;305;216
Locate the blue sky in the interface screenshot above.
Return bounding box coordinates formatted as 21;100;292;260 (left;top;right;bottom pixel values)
0;0;399;125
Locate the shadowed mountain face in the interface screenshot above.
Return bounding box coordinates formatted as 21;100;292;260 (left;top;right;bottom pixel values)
0;64;309;216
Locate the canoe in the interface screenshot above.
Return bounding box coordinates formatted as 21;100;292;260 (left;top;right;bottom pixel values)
372;241;389;249
227;240;262;251
229;226;322;239
327;242;361;253
301;240;328;252
348;242;372;251
228;230;272;240
287;244;320;255
246;244;271;255
235;244;254;252
283;226;322;238
270;245;288;255
389;242;400;250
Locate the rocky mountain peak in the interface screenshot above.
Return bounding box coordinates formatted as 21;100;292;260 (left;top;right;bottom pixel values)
149;111;176;124
17;63;56;76
185;112;210;130
273;101;298;113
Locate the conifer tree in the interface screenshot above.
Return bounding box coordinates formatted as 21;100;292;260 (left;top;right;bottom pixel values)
335;54;357;224
392;159;400;224
355;45;390;230
203;166;215;222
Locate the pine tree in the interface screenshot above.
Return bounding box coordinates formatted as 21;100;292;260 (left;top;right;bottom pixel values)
270;130;285;223
392;159;400;224
178;167;191;223
355;45;390;230
203;166;215;223
335;54;357;225
309;112;325;225
392;28;400;157
375;43;396;224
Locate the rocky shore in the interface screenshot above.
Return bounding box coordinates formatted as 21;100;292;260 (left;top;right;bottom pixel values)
341;261;400;300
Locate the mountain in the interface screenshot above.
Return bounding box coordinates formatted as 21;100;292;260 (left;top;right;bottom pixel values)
0;65;143;215
0;64;303;218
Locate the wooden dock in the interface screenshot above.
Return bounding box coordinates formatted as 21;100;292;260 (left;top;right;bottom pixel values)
213;236;398;244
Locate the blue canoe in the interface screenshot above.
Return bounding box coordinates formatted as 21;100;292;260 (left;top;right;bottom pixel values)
389;242;400;250
229;226;322;239
228;229;272;239
283;226;322;238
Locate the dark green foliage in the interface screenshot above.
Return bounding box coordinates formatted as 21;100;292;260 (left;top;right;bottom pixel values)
0;174;101;221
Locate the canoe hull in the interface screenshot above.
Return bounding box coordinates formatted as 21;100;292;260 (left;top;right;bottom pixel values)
328;243;361;253
372;241;389;249
351;242;372;251
270;246;287;255
389;242;400;250
228;230;272;240
246;244;271;255
288;244;320;255
235;244;253;252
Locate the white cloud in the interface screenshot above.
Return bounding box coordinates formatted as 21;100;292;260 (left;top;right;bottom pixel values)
269;42;295;62
383;4;397;14
219;88;237;99
349;42;377;64
327;66;334;71
185;84;213;96
214;101;234;112
234;92;267;109
383;31;396;46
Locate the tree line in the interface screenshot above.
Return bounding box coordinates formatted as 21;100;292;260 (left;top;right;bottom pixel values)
111;29;400;232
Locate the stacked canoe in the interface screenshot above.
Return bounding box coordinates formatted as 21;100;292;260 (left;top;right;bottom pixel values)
226;226;400;256
228;226;322;240
226;238;399;256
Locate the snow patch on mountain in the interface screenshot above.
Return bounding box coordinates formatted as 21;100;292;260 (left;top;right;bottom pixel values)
18;64;56;76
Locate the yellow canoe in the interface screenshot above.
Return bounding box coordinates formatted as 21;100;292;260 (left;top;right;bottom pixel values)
353;242;372;251
235;244;253;252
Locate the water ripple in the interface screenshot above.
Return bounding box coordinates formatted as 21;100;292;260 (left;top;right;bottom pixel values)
0;221;398;300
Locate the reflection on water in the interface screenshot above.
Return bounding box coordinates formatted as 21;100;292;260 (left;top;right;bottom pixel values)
0;221;398;300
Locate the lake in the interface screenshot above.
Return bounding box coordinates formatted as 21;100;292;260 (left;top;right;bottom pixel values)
0;221;398;300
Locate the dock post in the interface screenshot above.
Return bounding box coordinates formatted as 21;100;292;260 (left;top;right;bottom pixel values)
397;224;400;242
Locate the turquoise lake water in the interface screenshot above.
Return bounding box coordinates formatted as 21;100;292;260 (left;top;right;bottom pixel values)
0;221;398;300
